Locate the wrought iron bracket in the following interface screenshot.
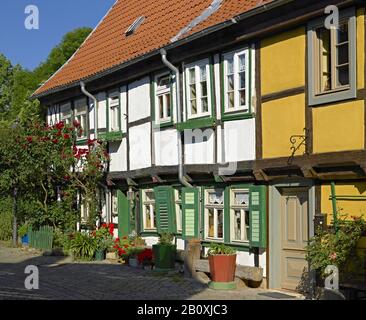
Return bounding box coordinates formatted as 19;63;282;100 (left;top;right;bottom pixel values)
287;128;310;165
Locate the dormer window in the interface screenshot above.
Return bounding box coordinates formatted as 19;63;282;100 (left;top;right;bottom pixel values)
125;16;145;36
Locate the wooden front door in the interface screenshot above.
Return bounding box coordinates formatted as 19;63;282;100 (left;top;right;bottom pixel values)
280;188;309;291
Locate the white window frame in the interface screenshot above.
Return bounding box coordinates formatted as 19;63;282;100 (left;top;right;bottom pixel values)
230;189;250;244
74;98;88;140
142;189;156;231
185;58;212;120
80;199;89;224
175;189;182;234
204;189;224;241
155;73;172;124
111;190;118;218
108;92;120;132
223;48;250;113
60;102;72;124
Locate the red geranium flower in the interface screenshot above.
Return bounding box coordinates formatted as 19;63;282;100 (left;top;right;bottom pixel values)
73;120;80;128
64;134;70;140
52;139;59;144
26;136;33;143
87;139;97;146
55;122;65;131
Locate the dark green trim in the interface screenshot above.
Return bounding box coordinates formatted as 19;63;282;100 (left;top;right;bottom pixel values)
224;187;230;244
201;241;250;252
176;117;215;131
140;231;159;237
99;131;125;142
75;139;88;146
220;47;253;122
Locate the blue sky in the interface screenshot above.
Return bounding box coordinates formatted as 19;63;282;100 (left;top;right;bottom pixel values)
0;0;116;70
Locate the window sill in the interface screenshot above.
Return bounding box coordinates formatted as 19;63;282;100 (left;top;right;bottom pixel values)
99;131;125;142
153;120;174;129
308;87;357;107
222;112;254;122
75;139;88;146
176;117;215;131
201;241;250;252
140;231;159;237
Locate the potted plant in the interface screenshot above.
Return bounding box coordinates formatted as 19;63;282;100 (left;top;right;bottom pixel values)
127;234;146;267
70;232;97;261
18;224;29;245
138;248;154;270
93;223;114;261
207;243;237;290
152;232;176;271
113;236;132;264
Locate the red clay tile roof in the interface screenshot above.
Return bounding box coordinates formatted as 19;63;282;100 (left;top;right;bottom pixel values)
34;0;274;97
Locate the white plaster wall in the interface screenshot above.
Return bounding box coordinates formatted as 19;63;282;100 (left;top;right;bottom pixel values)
128;77;151;123
214;54;221;120
143;236;159;248
129;123;151;170
97;92;107;130
88;99;95;133
184;128;215;164
109;139;127;172
223;118;256;163
154;129;179;166
176;238;185;251
120;86;127;133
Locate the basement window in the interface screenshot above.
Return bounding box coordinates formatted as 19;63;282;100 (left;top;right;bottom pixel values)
307;8;356;106
125;16;145;36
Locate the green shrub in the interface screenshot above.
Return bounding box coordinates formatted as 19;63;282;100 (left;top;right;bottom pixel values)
18;224;28;238
158;232;175;246
70;232;96;261
208;243;236;256
306;215;366;279
0;198;13;241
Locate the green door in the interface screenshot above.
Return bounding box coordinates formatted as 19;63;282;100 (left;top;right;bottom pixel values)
118;190;130;238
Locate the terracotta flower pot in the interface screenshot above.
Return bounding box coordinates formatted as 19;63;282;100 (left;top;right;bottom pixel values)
209;254;237;283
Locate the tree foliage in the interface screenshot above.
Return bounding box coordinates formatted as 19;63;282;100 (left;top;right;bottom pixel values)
0;27;92;124
0;120;109;231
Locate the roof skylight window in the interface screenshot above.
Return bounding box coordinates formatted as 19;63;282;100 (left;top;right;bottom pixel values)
125;16;145;36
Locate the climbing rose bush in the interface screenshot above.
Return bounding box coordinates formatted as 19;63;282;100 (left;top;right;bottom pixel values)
306;215;366;279
0;120;109;230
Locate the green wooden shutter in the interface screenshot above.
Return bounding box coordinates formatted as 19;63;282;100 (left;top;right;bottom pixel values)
154;186;176;234
118;190;130;238
182;187;199;240
249;185;267;249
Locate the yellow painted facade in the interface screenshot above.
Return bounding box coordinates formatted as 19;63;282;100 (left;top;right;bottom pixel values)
357;8;365;90
261;27;306;95
260;8;365;158
321;182;366;222
262;94;306;159
312;101;365;153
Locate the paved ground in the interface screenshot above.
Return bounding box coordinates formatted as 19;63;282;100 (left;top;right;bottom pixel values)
0;242;303;300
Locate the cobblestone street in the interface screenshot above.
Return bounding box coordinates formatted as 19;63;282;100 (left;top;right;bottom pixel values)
0;243;302;300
